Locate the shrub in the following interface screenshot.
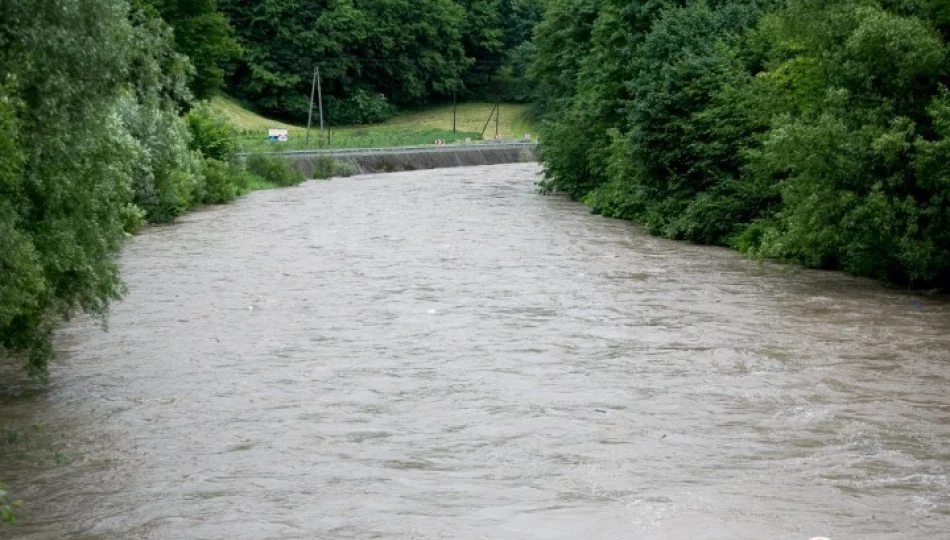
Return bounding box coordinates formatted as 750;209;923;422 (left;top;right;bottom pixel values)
311;156;358;179
333;159;358;177
311;156;336;179
245;154;306;187
200;158;239;204
324;90;395;126
186;102;239;161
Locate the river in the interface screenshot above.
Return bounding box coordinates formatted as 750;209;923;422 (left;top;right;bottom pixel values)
1;163;949;539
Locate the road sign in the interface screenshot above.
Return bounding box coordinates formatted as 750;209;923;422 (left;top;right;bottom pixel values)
268;129;289;142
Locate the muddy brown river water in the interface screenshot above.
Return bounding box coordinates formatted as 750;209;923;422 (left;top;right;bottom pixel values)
1;163;949;539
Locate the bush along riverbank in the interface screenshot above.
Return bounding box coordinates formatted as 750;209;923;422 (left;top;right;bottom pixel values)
533;0;950;289
0;0;308;381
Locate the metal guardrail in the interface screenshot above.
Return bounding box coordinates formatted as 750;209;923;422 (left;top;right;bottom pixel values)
240;140;537;158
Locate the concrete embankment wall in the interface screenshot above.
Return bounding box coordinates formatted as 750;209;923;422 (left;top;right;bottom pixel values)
283;144;538;177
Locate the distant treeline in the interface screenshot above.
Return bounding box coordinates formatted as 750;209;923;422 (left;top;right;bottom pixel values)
532;0;950;288
165;0;542;124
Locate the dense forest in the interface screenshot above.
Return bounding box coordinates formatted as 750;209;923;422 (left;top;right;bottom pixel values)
533;0;950;287
3;0;950;379
219;0;542;123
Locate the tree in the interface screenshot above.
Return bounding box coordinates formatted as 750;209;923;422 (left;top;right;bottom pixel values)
501;0;544;49
0;0;141;376
144;0;241;99
738;1;950;284
455;0;504;88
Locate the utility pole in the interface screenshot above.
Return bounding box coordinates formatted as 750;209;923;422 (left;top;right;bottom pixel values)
452;87;457;133
479;102;498;139
317;65;325;146
495;100;500;140
305;67;317;145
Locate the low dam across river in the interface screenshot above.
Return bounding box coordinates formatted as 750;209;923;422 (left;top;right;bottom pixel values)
273;141;538;176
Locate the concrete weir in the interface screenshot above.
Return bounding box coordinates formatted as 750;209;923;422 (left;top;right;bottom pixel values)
277;142;538;177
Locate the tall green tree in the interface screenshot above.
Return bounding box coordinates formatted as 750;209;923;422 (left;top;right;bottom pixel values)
1;0;245;377
454;0;504;88
500;0;544;49
120;3;206;223
0;0;140;376
144;0;241;99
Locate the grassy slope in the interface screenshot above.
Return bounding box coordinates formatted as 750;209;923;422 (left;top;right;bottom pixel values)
212;96;537;151
381;102;537;139
212;96;298;130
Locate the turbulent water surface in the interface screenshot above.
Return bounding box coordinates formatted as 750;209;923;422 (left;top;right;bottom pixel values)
1;163;949;540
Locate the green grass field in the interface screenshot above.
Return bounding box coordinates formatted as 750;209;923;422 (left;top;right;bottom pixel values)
212;96;537;152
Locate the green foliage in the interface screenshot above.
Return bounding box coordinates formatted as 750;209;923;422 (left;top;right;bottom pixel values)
143;0;241;99
324;90;395;126
533;0;659;199
0;86;44;367
611;0;776;243
236;128;480;153
533;0;950;287
200;158;238;204
185;102;250;204
186;102;239;160
501;0;544;49
333;160;358;178
221;0;469;122
310;156;357;179
446;0;543;101
118;6;206;223
736;1;950;284
0;0;140;377
119;92;205;223
1;0;254;377
245;155;306;187
502;41;537;103
312;156;339;180
455;0;504;89
0;483;22;525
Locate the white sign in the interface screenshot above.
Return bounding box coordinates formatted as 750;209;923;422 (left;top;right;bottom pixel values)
524;133;532;140
268;128;288;142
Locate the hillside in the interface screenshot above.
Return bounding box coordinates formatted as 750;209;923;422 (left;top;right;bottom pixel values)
211;96;537;151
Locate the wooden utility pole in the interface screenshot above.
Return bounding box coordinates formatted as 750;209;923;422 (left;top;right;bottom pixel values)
305;67;318;145
479;102;498;138
452;88;457;133
495;101;500;139
317;65;325;145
